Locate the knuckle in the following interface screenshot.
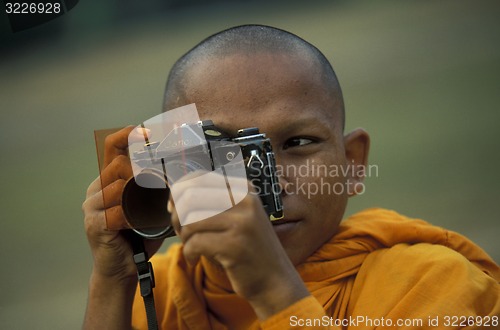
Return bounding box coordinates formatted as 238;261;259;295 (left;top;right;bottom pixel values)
85;186;93;199
104;132;120;147
115;154;129;164
82;192;101;213
182;234;201;255
86;177;101;197
102;156;132;181
238;193;257;209
179;226;192;242
104;134;112;145
109;154;129;169
82;199;89;213
84;212;103;235
110;179;126;195
110;208;129;230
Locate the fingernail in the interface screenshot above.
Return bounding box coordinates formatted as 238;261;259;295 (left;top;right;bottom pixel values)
134;127;151;138
167;200;174;213
129;127;152;143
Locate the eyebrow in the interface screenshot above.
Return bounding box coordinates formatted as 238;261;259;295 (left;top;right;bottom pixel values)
213;109;337;138
272;114;334;137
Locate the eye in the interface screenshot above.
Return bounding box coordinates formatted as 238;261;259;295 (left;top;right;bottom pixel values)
283;137;315;150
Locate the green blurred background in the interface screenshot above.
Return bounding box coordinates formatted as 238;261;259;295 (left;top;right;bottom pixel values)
1;0;499;328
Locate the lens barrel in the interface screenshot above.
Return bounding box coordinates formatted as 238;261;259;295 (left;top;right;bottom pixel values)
121;169;175;239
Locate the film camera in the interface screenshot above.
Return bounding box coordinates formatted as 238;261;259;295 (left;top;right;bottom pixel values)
121;120;284;239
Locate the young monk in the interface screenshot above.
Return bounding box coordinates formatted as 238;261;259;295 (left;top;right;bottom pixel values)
82;25;500;329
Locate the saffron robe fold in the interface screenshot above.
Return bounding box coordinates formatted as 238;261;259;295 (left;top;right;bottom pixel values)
132;208;500;329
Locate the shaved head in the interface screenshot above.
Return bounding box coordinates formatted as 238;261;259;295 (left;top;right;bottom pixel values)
163;24;345;130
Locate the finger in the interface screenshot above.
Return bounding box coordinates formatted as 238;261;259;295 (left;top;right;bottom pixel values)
130;126;151;142
82;189;105;213
178;206;247;244
102;179;126;209
83;190;128;231
105;205;129;230
173;180;249;203
100;155;134;188
174;169;248;190
175;191;262;242
103;126;135;168
182;231;232;267
86;176;102;199
103;126;151;168
168;197;182;236
84;206;107;237
173;186;238;221
171;173;247;222
181;210;231;228
82;179;126;215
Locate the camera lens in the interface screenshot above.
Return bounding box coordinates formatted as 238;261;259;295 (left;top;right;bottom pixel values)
122;170;174;239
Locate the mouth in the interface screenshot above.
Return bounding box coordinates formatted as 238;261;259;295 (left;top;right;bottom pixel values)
271;218;300;226
271;218;301;233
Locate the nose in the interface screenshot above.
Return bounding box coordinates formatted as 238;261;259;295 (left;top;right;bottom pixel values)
277;169;292;198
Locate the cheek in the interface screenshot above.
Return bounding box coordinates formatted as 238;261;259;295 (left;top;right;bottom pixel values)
283;152;349;200
278;153;349;264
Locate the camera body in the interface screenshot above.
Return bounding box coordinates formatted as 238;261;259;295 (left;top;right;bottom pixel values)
122;120;283;239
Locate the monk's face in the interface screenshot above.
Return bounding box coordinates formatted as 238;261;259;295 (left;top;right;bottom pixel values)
177;52;352;265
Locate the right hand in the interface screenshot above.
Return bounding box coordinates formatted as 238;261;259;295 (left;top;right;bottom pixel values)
82;126;164;283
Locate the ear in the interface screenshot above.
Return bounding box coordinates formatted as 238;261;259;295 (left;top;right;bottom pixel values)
343;128;370;197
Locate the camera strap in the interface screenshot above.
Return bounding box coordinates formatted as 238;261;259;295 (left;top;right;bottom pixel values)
126;231;159;330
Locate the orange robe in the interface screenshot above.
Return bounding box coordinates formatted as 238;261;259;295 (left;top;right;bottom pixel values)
131;208;500;329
